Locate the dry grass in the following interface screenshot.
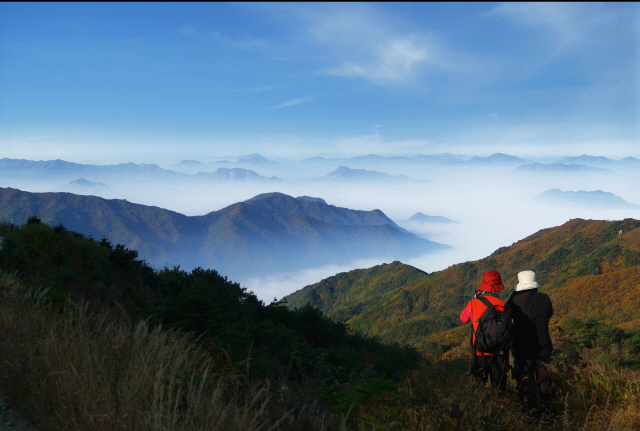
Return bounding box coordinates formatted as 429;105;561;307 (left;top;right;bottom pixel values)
559;357;640;431
351;355;640;431
0;271;309;431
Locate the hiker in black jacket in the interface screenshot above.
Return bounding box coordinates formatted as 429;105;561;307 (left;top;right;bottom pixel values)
509;270;556;418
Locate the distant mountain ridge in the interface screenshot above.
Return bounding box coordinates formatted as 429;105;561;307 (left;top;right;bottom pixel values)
513;162;613;174
169;154;279;174
408;213;457;224
536;189;640;209
317;166;410;182
558;154;640;169
0;158;185;181
54;178;116;195
0;158;277;183
193;168;282;182
466;153;524;165
303;153;467;166
0;188;445;279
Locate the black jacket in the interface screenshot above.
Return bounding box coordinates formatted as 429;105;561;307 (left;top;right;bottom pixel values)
509;289;553;357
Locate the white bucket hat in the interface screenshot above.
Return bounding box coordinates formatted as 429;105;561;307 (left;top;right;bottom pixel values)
515;270;539;291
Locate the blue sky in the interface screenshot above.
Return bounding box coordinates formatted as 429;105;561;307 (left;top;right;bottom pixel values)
1;2;638;164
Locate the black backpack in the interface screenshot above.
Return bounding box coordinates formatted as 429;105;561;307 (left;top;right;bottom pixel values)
473;296;513;355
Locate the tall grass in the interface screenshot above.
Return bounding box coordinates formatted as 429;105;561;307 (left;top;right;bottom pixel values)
350;355;640;431
0;271;336;431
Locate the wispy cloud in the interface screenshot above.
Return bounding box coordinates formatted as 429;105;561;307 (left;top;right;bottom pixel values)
276;3;439;85
270;97;314;109
488;3;632;52
323;37;430;82
327;126;431;157
490;3;582;48
251;86;273;92
233;86;274;93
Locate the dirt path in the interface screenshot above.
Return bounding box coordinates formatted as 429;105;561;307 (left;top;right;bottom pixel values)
0;395;40;431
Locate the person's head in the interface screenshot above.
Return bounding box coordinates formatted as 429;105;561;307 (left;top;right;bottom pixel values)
515;270;539;292
477;270;505;293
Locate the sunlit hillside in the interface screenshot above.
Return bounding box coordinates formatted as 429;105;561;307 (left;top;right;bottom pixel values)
286;218;640;351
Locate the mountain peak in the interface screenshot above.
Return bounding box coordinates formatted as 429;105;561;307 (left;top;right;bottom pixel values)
408;212;457;224
319;166;410;182
296;196;327;204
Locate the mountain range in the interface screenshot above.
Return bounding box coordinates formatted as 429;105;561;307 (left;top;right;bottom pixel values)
408;212;457;224
466;153;524;165
536;189;640;210
0;158;278;183
54;178;118;197
169;154;279;174
558;155;640;169
286;218;640;352
513;162;613;175
0;188;445;279
3;154;638;188
316;166;410;182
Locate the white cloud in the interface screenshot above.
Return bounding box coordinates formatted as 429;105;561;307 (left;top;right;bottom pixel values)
277;3;438;85
324;37;430;82
270;97;314;109
251;86;273;92
489;2;632;52
207;30;272;52
490;3;581;47
326;127;431;157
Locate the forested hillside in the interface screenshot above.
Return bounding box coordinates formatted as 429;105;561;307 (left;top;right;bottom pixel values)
287;218;640;351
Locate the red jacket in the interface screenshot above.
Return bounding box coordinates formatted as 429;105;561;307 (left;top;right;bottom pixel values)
460;294;509;356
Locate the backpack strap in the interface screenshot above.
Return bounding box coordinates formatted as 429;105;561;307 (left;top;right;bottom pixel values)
478;296;494;311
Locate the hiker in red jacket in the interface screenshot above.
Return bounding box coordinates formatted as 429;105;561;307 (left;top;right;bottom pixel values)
460;270;510;391
508;270;555;419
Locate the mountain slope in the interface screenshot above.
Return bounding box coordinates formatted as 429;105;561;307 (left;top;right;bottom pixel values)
513;163;612;174
0;158;186;181
408;212;457;224
317;166;410;182
0;187;200;265
193;168;282;181
536;189;640;209
54;178;118;197
0;188;445;278
466;153;523;165
286;218;640;351
244;193;407;231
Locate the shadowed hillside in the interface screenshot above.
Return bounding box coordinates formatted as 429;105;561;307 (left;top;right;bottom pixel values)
0;188;446;279
286;218;640;351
